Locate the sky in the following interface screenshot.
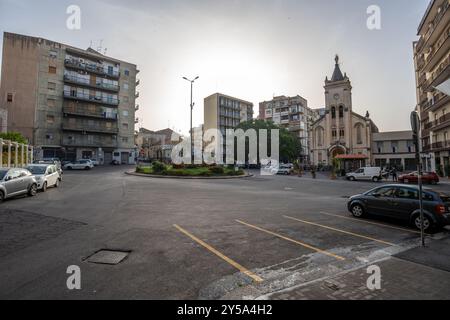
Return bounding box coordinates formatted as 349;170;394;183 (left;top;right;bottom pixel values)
0;0;430;135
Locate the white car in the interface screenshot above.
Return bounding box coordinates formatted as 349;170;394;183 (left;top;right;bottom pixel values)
64;160;94;170
26;164;61;191
346;167;382;182
87;159;99;166
270;164;293;175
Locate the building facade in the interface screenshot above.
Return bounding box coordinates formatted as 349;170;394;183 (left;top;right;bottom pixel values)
0;108;7;133
0;32;139;164
259;95;318;163
413;0;450;175
136;128;180;163
204;93;253;162
309;56;379;170
372;131;418;171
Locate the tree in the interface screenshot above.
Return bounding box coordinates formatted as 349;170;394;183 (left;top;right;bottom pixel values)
0;132;28;144
235;120;302;163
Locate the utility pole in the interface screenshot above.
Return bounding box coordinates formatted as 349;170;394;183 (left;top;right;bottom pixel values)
411;111;425;247
183;76;199;164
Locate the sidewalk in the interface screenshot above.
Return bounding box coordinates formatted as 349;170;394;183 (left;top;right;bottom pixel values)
269;236;450;300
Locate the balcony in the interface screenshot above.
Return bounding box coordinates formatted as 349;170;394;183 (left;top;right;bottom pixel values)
136;79;140;86
62;134;118;148
63;105;118;120
63;74;120;93
62;120;119;134
423;29;450;73
64;58;120;79
429;140;450;151
135;105;140;111
135;92;140;99
417;1;450;55
63;90;119;106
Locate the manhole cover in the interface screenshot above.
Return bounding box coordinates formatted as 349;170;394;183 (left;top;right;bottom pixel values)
86;250;130;265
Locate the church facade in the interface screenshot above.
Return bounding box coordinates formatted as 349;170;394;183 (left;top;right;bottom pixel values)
309;56;379;170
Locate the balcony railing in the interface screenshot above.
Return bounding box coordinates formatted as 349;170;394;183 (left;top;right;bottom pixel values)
62;135;118;148
63;106;118;120
418;1;450;53
63;91;119;106
63;74;120;92
64;59;120;79
62;121;119;134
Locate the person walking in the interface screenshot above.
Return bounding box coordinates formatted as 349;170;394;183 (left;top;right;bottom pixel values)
391;167;398;182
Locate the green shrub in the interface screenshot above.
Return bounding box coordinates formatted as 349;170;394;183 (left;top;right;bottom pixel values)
152;161;167;174
209;166;224;174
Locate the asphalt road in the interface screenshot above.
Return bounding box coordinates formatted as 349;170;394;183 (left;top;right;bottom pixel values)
0;166;449;299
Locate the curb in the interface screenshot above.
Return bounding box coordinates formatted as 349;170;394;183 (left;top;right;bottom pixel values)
125;171;254;180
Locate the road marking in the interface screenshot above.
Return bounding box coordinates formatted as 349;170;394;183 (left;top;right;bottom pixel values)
283;215;395;246
320;211;422;235
235;220;345;261
173;224;263;283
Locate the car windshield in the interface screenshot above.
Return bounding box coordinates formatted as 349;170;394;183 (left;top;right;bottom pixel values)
26;166;47;174
0;170;8;180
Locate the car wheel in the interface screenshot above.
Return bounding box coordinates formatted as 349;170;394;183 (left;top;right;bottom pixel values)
28;184;37;197
349;176;356;181
413;214;433;232
0;191;4;203
351;203;364;218
42;182;47;192
372;177;379;182
67;166;72;170
55;179;60;188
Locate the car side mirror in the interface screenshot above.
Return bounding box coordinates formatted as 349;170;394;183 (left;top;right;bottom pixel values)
5;176;11;181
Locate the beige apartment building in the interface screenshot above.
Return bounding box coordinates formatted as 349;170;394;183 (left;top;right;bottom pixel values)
136;127;180;163
204;93;253;162
413;0;450;175
310;55;379;171
0;32;140;164
259;95;318;163
372;131;417;171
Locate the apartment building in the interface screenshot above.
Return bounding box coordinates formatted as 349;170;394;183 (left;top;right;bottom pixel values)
0;32;140;164
372;131;417;171
204;93;253;162
413;0;450;174
259;95;317;163
0;108;6;133
136;127;180;163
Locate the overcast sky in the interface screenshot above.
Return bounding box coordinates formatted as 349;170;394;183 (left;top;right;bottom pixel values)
0;0;430;134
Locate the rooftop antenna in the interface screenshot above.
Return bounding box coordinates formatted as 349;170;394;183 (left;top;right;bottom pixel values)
89;40;93;48
103;48;108;55
97;39;104;53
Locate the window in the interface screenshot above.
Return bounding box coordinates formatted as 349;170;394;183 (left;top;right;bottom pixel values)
123;96;129;103
45;133;53;140
391;141;398;153
356;124;363;144
122;137;129;143
339;129;345;138
48;82;56;90
47;99;56;108
395;187;418;200
124;83;129;90
49;50;58;59
331;107;336;119
122;123;129;129
49;66;56;74
124;69;130;76
7;93;13;102
46;115;55;124
368;187;395;198
123;110;129;117
339;106;344;118
332;130;337;138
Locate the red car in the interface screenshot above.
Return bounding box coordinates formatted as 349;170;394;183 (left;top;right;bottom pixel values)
398;172;439;185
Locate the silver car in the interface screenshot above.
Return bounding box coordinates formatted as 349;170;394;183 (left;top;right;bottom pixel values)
0;168;38;202
26;164;61;191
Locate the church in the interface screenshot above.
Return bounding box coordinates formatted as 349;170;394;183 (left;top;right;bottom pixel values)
309;55;379;171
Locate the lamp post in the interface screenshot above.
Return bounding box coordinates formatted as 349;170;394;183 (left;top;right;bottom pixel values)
183;76;199;164
411;111;425;247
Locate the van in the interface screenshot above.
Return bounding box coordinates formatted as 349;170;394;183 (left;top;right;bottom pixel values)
346;167;382;182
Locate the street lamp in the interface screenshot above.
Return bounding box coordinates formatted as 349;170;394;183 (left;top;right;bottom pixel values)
183;76;199;164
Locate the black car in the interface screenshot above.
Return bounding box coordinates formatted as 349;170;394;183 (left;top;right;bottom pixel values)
347;184;450;231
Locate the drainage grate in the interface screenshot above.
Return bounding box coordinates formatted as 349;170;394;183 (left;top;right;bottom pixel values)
86;249;130;265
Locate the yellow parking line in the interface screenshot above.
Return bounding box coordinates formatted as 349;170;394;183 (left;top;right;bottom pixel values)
235;220;345;261
173;224;263;283
283;215;395;246
320;211;422;235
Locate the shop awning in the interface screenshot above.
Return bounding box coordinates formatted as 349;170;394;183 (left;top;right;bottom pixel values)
335;154;368;160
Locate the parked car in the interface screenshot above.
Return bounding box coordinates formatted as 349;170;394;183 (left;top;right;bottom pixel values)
35;159;63;176
398;171;439;185
63;160;94;170
347;184;450;231
271;164;293;175
85;159;99;166
26;164;61;191
346;167;382;182
0;168;38;202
